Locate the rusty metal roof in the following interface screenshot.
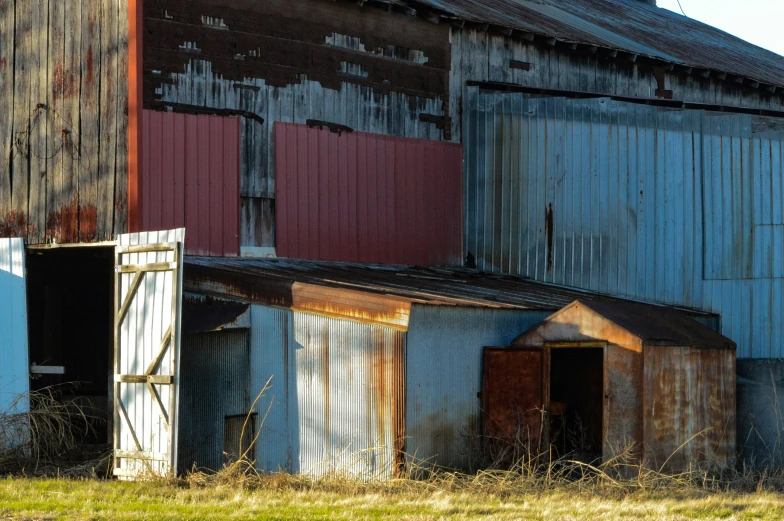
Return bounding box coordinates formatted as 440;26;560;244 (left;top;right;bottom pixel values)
184;256;716;316
411;0;784;89
573;300;735;348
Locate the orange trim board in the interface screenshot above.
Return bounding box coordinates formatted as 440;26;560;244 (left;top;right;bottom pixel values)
291;282;411;330
128;0;143;232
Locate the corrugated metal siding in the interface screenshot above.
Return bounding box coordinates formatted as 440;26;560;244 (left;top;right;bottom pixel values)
294;312;404;479
463;88;784;358
644;347;736;471
250;305;295;472
0;238;29;417
178;329;250;473
275;122;463;265
405;305;549;471
249;305;405;479
141;110;240;256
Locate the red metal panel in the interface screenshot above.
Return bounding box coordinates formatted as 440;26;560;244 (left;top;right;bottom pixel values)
141;110;240;256
275;122;463;265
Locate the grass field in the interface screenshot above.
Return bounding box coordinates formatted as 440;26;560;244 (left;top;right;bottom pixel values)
1;476;783;520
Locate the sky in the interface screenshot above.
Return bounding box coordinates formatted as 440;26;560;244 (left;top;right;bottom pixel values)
657;0;784;56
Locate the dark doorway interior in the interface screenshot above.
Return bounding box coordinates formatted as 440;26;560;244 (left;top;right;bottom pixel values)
26;246;114;444
549;348;603;462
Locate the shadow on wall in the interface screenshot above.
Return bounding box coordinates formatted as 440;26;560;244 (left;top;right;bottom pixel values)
737;360;784;470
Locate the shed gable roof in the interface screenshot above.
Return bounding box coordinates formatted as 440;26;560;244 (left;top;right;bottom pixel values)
515;300;736;348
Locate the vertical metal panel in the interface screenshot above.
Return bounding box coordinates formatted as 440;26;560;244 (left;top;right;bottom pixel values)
464;88;784;358
0;238;30;418
114;228;184;478
250;305;295;472
405;305;550;471
293;312;404;480
643;347;736;471
178;329;250;473
141;110;240;256
275;122;463;265
482;347;544;464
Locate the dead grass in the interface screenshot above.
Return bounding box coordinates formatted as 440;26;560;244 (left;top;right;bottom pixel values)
0;475;783;521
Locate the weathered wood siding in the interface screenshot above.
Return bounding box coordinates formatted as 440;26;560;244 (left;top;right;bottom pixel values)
0;0;128;244
450;29;784;142
143;0;451;249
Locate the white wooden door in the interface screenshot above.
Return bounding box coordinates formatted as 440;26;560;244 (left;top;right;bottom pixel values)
113;229;184;479
0;239;30;428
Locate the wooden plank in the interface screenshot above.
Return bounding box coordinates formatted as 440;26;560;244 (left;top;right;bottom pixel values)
116;262;177;273
145;325;172;375
27;0;48;244
118;242;177;254
10;0;32;235
98;0;117;240
46;0;65;242
113;0;128;236
78;0;101;242
0;0;14;219
115;375;174;385
114;449;169;461
61;0;81;242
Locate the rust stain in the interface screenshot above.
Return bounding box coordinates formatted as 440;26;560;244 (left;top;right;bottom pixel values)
86;47;95;87
45;196;98;243
0;56;7;70
0;210;36;238
545;203;554;271
52;63;78;101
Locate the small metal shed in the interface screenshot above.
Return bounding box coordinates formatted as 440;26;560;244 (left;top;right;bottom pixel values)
483;300;736;472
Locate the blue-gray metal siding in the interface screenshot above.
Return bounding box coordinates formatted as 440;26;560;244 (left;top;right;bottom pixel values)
464;88;784;358
249;305;404;480
178;329;250;472
405;305;550;471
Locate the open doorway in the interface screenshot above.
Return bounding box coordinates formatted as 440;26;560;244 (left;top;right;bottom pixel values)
548;348;603;462
25;246;115;445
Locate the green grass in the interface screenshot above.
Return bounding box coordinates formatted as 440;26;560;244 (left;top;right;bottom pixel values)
0;477;783;520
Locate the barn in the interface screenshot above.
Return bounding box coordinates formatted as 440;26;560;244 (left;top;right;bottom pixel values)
0;0;783;475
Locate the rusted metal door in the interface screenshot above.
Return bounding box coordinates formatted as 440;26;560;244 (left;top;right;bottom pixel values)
113;229;184;479
482;347;545;464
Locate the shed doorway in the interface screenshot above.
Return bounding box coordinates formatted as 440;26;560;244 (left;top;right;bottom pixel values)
25;245;115;445
548;347;603;462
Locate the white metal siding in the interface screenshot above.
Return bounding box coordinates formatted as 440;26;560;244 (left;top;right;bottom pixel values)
464;89;784;358
0;238;29;418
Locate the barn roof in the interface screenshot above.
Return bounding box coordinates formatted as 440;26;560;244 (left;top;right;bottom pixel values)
184;256;716;317
406;0;784;90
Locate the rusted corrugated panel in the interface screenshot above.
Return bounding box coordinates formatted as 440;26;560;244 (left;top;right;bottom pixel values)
178;329;250;473
291;282;411;330
141;110;240;256
275;122;463;265
294;312;405;479
644;346;736;471
418;0;784;88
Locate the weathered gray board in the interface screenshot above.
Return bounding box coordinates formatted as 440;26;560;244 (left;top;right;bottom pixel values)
0;0;128;244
